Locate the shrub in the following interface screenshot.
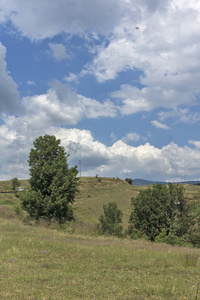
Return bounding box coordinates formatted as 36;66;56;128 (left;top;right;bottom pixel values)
11;177;20;195
98;202;123;237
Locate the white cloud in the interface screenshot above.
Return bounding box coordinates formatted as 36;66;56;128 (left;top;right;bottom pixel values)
122;132;140;143
0;0;123;39
120;168;132;174
64;73;78;83
188;140;200;148
151;120;171;130
0;42;20;114
86;38;137;82
84;0;200;119
27;80;35;85
36;129;200;182
21;80;117;127
158;108;200;124
0;115;200;181
49;43;68;61
1;0;200;120
111;85;151;114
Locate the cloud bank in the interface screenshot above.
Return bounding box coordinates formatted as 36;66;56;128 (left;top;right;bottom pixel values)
1;116;200;181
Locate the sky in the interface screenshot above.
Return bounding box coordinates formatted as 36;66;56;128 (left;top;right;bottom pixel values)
0;0;200;181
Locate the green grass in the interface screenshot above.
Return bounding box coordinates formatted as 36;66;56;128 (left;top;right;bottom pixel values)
0;178;200;299
74;177;141;229
1;218;200;299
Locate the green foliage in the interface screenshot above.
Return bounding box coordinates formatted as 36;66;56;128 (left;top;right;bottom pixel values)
11;177;20;195
129;183;192;241
98;202;123;237
20;134;79;223
155;228;187;246
125;178;133;185
187;219;200;247
127;228;148;240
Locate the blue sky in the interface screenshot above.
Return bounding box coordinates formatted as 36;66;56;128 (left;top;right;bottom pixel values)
0;0;200;181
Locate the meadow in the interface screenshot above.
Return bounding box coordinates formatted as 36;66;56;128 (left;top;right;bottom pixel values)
0;177;200;299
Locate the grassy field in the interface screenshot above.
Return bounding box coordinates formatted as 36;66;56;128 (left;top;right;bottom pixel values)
0;178;200;299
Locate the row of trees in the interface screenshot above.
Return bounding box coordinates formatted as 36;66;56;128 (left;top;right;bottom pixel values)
16;134;199;247
98;184;200;247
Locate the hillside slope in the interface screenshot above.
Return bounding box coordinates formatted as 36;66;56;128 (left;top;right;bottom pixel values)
74;177;140;228
1;177;200;230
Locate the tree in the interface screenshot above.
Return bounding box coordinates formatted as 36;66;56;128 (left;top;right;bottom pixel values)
98;202;123;237
20;134;79;223
128;183;191;241
125;178;133;185
11;177;20;195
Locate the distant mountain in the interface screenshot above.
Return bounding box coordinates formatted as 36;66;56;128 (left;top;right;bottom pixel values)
132;179;200;186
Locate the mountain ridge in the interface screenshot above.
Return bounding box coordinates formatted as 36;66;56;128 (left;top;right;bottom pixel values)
132;179;200;186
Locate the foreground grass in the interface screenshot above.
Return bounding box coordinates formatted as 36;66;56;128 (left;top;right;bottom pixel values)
1;217;200;300
0;178;200;299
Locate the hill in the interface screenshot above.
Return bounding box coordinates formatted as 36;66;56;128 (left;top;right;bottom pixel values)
1;176;200;230
0;177;200;299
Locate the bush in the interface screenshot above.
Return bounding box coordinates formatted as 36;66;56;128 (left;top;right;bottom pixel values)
98;202;123;237
127;227;148;240
155;228;187;246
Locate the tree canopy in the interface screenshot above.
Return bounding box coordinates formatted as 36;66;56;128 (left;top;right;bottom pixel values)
20;134;79;223
128;183;191;241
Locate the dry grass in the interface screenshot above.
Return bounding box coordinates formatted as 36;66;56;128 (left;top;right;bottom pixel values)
0;177;200;299
0;218;200;299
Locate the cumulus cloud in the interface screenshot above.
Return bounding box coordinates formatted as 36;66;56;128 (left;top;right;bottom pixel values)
0;116;200;181
21;80;117;127
84;0;200;119
36;128;200;182
188;140;200;148
0;42;20;114
0;0;123;39
1;0;200;120
49;43;68;61
151;120;171;130
0;78;119;179
111;85;151;114
1;0;200;181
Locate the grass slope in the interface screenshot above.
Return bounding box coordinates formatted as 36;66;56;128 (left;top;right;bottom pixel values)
0;177;200;299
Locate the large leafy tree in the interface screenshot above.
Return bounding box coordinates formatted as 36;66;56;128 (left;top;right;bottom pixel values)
20;135;79;223
128;183;191;241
